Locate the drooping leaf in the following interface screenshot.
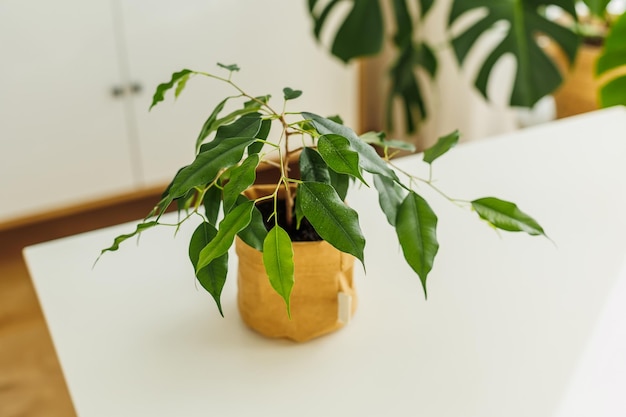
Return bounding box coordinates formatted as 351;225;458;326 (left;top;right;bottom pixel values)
248;118;271;155
373;175;407;226
449;0;579;108
150;69;193;110
217;62;240;72
194;97;229;151
298;182;365;265
329;170;350;201
196;201;254;272
189;222;228;316
168;136;255;199
423;130;460;164
236;196;268;252
197;99;267;153
174;73;190;98
596;13;626;107
283;87;303;100
202;185;222;226
98;221;159;257
263;226;295;316
299;147;331;184
303;112;399;182
318;134;367;185
395;191;439;298
198;112;262;153
360;131;416;152
471;197;546;236
222;154;260;213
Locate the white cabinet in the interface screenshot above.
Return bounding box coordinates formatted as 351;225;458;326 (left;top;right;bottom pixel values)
0;0;357;226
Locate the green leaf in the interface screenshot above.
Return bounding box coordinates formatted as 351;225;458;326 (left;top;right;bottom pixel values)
360;131;416;152
196;201;254;272
395;192;439;298
298;182;365;265
471;197;546;236
299;147;331;184
303;112;399;182
263;226;295;317
202;185;222;226
236;197;268;252
423;130;460;164
189;222;228;316
329;170;350;201
174;73;190;98
373;175;407;226
449;0;579;108
222;154;260;213
596;13;626;107
309;0;383;62
581;0;611;18
150;69;193;110
195;97;230;151
197;100;267;153
217;62;240;72
198;112;262;153
248;118;271;155
168;136;255;199
98;221;159;257
283;87;303;100
318;134;367;185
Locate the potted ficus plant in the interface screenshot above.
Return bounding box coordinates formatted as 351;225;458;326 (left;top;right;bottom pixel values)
99;63;546;342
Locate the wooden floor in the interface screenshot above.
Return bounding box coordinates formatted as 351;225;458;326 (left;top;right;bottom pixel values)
0;195;161;417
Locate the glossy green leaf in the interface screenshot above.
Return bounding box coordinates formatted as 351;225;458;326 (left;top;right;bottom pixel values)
202;185;222;226
283;87;303;100
373;175;407;226
423;130;460;164
299;147;331;184
395;192;439;298
217;62;240;72
360;131;416;152
303;112;399;182
189;222;228;316
248;118;271;155
263;226;295;316
295;193;305;230
150;69;192;110
471;197;546;236
194;97;230;151
198;112;262;153
329;170;350;201
298;182;365;265
168;136;255;199
196;201;254;272
197;100;267;153
449;0;579;108
222;154;260;213
237;199;268;252
318;134;367;185
98;221;158;257
596;13;626;107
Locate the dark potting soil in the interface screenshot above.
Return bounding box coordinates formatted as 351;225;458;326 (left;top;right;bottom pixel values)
256;199;322;242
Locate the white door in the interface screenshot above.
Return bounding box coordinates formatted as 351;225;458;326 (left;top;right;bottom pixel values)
0;0;137;223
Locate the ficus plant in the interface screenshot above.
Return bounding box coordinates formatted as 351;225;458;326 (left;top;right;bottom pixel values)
99;63;547;316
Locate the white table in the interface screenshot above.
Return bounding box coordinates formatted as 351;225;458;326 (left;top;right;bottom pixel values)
24;106;626;417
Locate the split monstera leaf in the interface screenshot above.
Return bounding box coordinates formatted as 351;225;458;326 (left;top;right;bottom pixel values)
99;64;546;316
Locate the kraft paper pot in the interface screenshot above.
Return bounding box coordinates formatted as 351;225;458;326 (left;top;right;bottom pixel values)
235;237;357;342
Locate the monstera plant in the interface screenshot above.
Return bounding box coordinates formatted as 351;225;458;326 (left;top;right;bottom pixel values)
308;0;582;132
592;3;626;107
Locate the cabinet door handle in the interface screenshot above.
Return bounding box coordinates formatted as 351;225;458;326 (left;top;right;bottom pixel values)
130;83;142;94
111;86;125;98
